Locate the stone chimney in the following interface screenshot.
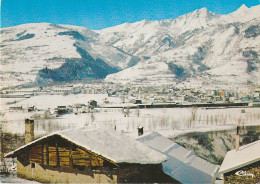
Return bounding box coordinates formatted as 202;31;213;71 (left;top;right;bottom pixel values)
25;118;34;144
138;126;143;136
235;126;240;152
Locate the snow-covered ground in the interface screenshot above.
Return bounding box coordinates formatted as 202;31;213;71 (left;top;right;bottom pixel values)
1;95;259;184
0;175;40;183
6;94;109;110
1;96;260;139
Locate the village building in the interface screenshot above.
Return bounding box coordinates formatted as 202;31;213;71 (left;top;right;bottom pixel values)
52;87;73;95
4;126;176;183
136;132;219;184
88;100;97;108
0;92;34;98
73;103;87;114
218;140;260;183
55;106;69;115
8;105;23;111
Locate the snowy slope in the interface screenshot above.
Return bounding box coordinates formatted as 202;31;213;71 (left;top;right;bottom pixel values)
96;8;219;56
220;4;260;23
0;23;132;87
102;5;260;88
1;4;260;88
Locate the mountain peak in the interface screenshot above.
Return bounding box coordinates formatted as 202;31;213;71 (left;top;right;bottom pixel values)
196;7;209;13
238;4;248;10
234;4;249;14
186;7;217;20
140;19;151;25
171;7;217;30
227;4;250;17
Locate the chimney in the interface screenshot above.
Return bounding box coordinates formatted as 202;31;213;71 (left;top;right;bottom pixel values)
138;126;143;136
235;126;240;152
25;118;34;144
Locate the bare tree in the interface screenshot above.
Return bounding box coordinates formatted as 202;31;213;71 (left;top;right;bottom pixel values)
136;106;140;117
210;115;214;125
85;120;89;127
198;115;201;125
214;114;218;125
91;112;95;122
191;107;197;121
123;107;130;117
237;116;242;126
171;119;178;130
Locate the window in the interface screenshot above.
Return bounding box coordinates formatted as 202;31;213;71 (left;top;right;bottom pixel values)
31;163;35;168
76;165;85;171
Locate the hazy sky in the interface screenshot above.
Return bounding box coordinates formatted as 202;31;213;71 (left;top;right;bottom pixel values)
1;0;259;30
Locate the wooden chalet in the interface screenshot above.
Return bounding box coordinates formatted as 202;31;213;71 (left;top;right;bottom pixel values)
5;127;174;183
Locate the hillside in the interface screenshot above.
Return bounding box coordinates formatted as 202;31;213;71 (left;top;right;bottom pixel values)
1;4;260;89
0;23;133;87
101;5;260;88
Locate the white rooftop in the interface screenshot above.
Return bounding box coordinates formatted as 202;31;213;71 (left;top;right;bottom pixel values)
218;140;260;174
5;127;167;164
136;132;219;184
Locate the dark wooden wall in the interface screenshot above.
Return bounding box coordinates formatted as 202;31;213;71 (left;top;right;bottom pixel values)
224;161;260;183
19;136;106;169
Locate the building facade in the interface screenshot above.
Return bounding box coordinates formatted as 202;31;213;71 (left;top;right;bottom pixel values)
5;127;173;183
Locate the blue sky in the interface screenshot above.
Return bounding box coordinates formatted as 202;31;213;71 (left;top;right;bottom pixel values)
1;0;259;30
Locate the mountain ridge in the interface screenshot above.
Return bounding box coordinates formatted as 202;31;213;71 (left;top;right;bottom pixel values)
1;5;260;89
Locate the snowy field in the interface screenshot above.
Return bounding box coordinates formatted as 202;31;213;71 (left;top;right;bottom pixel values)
1;95;260;184
1;95;260;139
0;174;40;183
0;94;109;110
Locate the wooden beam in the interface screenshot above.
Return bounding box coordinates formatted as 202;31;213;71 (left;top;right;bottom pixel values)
26;148;29;163
46;143;49;165
41;144;44;165
56;142;60;167
69;143;73;168
82;147;118;167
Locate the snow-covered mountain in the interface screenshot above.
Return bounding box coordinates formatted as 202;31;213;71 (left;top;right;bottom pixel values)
101;4;260;88
1;4;260;89
0;23;134;87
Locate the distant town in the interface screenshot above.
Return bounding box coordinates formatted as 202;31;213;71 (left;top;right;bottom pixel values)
1;82;260;106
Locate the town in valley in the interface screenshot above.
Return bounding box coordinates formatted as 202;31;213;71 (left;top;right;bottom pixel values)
1;1;260;183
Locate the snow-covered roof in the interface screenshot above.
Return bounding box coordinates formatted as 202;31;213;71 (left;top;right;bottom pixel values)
218;140;260;174
5;127;167;164
136;132;219;184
